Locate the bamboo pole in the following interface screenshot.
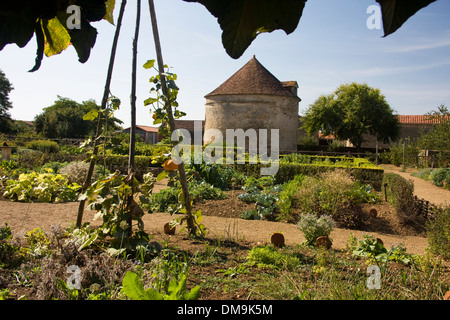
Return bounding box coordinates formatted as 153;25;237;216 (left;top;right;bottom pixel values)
147;0;196;235
76;0;127;228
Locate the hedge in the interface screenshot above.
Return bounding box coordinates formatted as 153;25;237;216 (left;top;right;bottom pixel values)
232;162;384;190
382;172;421;225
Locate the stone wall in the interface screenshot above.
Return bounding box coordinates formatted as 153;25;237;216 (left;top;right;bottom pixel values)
204;94;299;153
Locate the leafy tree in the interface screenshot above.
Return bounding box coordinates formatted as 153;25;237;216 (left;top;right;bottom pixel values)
0;69;14;133
34;96;122;139
417;105;450;164
302;82;400;149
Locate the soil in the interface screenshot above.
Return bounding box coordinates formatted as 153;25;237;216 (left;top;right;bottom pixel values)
3;165;448;256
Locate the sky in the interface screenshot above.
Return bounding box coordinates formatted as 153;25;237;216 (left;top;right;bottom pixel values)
1;0;450;129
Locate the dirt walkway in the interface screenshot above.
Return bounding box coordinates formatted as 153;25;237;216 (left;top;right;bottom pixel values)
0;200;429;255
380;164;450;207
0;170;437;256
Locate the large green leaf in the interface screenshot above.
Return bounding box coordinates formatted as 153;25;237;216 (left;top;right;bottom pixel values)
184;0;306;59
376;0;436;37
0;0;114;71
42;18;71;57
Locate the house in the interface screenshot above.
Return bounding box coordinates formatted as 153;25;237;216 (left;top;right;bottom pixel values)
312;115;448;149
121;125;160;144
203;56;300;153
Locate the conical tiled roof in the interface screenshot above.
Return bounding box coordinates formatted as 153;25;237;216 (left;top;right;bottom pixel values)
205;56;297;98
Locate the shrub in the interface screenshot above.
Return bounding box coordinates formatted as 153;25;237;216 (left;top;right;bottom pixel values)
189;163;241;190
3;172;81;202
429;168;450;187
426;207;450;260
297;213;335;247
276;175;305;221
382;173;420;225
411;168;432;181
39;161;68;174
26;140;59;153
59;161;109;185
293;170;355;220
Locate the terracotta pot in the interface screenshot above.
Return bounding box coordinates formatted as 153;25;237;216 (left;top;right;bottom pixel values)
369;208;378;218
163;222;175;235
316;236;332;249
162;159;178;171
444;291;450;300
271;232;285;248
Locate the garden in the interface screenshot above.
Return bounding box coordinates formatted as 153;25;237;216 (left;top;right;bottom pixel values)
1;141;449;301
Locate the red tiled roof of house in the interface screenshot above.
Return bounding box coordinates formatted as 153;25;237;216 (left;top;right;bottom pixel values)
397;115;449;124
135;125;159;132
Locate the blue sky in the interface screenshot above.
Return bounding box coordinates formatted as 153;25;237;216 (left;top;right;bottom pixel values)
1;0;449;128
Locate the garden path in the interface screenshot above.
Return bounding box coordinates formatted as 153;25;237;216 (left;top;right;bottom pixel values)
379;164;450;207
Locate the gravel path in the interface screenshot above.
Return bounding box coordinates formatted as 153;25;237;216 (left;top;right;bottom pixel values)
380;164;450;207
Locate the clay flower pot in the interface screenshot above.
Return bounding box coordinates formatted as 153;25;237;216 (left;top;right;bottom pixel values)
162;159;178;171
369;208;378;218
271;232;285;248
164;222;176;235
316;236;332;249
444;291;450;300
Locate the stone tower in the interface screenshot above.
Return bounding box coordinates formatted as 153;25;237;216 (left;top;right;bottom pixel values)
203;56;300;153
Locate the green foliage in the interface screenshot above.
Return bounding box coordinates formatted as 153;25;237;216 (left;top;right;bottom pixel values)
0;69;14;133
238;183;282;220
276;174;305;221
246;245;303;270
429;168;450;188
59;161;110;185
122;271;199;300
417;105;450;167
80;171;154;246
150;180;227;213
0;0;116;71
293;170;355;219
26;139;59;153
188;163;244;190
33;96;122;139
386;138;420;167
274;156;383;190
382;173;420;225
411;168;432;181
297;213;335;247
301;83;400;149
351;234;413;268
426;207;450;260
3;172;81;202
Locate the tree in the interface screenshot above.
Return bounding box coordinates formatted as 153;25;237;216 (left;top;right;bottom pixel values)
417;105;450;163
0;69;14;133
302;82;401;149
34;96;122;139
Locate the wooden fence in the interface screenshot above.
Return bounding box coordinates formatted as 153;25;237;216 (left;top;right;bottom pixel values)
413;195;437;220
